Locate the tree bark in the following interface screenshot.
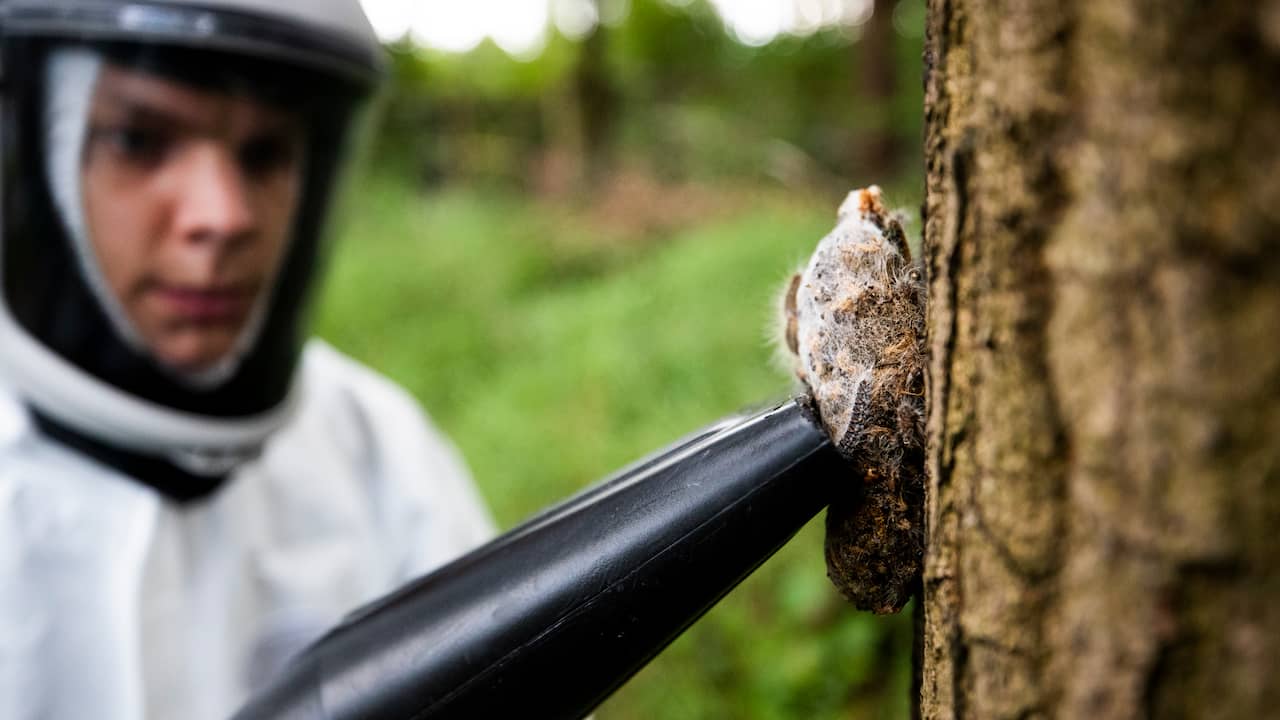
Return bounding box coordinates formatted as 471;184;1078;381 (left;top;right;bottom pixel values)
920;1;1280;718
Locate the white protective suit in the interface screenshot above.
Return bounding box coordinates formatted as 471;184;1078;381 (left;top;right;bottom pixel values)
0;340;496;719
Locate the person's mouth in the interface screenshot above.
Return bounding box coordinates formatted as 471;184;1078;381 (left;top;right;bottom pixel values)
154;283;256;323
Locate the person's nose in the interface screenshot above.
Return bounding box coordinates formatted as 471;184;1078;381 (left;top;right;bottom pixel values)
170;144;256;248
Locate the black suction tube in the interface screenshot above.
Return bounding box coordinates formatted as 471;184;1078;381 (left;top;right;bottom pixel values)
233;398;845;720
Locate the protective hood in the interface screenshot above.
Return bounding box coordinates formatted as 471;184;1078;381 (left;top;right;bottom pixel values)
0;1;384;495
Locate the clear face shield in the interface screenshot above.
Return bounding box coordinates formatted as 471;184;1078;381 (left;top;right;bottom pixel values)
0;36;376;476
47;46;307;386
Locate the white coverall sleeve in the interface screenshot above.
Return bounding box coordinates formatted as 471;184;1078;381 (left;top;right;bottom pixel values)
378;402;498;581
306;342;497;582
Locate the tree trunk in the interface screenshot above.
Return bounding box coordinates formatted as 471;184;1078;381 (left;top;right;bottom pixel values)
855;0;901;177
574;3;618;189
919;1;1280;718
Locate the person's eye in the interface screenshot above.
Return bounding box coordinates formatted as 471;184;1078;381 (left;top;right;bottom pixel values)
239;133;300;179
90;125;172;168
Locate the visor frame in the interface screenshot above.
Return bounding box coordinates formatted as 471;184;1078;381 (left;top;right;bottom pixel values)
1;1;385;88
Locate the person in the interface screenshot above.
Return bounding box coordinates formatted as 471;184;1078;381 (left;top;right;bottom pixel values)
0;2;496;718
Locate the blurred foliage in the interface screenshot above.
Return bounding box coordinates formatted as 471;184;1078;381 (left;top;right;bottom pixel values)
320;1;924;717
373;0;923;191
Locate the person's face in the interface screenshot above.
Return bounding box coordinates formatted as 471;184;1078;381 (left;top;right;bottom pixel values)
81;63;305;372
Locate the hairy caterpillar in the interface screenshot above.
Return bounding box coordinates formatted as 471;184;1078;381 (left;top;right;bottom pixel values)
781;186;925;614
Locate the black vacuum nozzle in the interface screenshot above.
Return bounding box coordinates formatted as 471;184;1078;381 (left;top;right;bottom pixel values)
233;398;845;720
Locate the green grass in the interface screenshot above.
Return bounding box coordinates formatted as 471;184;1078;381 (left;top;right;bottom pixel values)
315;170;914;719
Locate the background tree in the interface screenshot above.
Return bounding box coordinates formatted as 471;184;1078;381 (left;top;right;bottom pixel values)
572;0;619;188
920;0;1280;717
854;0;900;176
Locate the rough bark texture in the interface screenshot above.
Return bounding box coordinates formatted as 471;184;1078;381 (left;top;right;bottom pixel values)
920;1;1280;718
